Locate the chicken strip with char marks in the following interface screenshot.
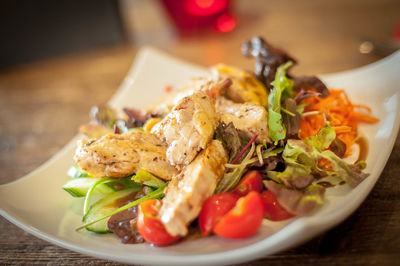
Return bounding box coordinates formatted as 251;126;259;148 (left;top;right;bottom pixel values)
159;140;228;236
152;91;218;167
74;130;177;180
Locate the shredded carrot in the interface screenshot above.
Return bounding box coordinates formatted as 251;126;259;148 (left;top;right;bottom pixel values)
299;89;379;157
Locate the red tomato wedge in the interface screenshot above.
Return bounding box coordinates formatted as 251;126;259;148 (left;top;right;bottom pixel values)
198;193;240;236
213;191;265;239
231;170;264;196
137;199;181;246
261;190;295;221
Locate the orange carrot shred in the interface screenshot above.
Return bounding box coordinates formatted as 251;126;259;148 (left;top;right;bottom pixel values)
299;89;379;157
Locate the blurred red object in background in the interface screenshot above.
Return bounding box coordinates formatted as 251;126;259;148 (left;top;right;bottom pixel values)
161;0;236;34
393;23;400;43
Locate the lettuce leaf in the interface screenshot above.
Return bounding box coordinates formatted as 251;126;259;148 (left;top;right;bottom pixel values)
215;163;248;194
215;122;245;163
282;98;301;137
131;169;166;188
268;61;294;143
264;180;325;216
216;147;283;193
267;165;313;190
280;125;368;188
305;124;336;150
319;150;369;188
90;105;118;129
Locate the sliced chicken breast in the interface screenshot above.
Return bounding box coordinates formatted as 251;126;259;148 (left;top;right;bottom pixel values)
152;91;218;166
147;76;231;117
159;140;228;236
216;97;270;143
74;130;177;180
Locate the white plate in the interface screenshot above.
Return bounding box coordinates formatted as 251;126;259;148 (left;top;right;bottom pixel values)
1;48;399;266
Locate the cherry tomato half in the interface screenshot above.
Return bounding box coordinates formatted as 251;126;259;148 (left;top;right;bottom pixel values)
231;170;264;197
198;193;240;236
213;191;265;239
261;190;295;221
137;199;181;246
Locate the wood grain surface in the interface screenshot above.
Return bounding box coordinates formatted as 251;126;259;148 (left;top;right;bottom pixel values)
1;0;400;265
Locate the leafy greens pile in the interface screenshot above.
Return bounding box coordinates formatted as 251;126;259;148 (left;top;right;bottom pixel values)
215;37;369;216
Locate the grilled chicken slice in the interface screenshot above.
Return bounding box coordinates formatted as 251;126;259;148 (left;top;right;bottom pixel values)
147;76;230;117
74;130;177;180
159;140;228;236
152;91;218;166
216;97;270;143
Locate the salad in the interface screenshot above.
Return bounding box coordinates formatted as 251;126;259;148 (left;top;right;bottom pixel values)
64;37;379;246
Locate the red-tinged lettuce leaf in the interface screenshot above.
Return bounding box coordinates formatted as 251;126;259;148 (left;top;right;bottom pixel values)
241;37;328;99
242;37;297;89
293;76;329;98
123;108;151;128
215;122;246;163
264;180;325;216
329;137;347;158
294;89;322;103
282;98;301;138
251;147;284;169
251;155;282;170
267;165;314;190
90;105;118;129
107;186;150;244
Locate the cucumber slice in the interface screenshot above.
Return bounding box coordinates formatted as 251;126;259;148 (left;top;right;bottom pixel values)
62;177;142;198
62;178;115;197
67;165;90;178
82;187;140;233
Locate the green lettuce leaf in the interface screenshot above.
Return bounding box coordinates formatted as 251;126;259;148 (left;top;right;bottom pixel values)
296;103;306;114
216;147;283;193
305;124;336;150
131;169;166;188
215;164;248;194
268;61;294;143
268;110;286;143
319;150;369;188
280;125;368;188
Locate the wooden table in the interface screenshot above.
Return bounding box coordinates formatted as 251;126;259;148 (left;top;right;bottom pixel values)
1;0;399;264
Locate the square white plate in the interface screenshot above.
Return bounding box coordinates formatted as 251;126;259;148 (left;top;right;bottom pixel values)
1;48;399;265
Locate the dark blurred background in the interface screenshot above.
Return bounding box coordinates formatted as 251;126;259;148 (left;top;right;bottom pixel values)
0;0;126;68
1;0;399;69
0;0;239;68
